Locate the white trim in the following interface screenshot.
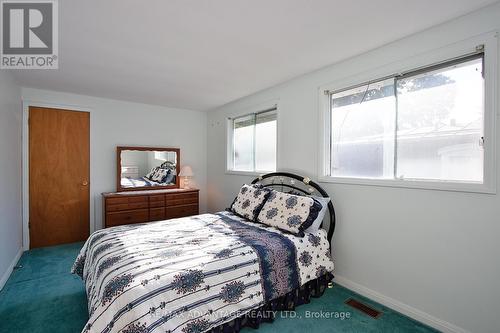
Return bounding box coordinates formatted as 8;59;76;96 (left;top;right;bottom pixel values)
318;176;495;195
225;99;280;175
318;31;498;194
22;99;94;251
0;247;23;291
334;275;471;333
225;170;269;177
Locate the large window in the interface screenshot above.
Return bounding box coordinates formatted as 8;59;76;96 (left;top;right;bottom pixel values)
326;52;489;186
228;108;277;173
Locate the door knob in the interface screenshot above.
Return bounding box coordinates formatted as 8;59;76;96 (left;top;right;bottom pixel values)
82;180;89;186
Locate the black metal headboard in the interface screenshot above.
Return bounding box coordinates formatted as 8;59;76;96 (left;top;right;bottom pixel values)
251;172;336;244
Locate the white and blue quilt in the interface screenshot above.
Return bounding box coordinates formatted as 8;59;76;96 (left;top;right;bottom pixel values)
72;211;334;333
120;177;165;188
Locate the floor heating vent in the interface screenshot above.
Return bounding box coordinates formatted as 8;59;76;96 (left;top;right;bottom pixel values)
345;298;382;319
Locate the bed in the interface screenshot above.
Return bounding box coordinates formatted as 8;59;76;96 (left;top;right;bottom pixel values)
73;172;336;333
120;161;177;189
120;176;176;189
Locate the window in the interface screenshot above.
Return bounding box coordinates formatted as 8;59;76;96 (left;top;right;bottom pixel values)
325;51;490;187
396;56;484;182
331;77;396;179
228;108;277;173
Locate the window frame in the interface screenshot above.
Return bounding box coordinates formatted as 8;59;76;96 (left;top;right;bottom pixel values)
226;102;279;176
318;33;497;194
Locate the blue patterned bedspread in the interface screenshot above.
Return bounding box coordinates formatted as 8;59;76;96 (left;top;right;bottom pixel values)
121;177;175;188
72;211;334;333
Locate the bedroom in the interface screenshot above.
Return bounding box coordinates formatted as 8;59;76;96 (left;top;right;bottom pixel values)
0;1;499;333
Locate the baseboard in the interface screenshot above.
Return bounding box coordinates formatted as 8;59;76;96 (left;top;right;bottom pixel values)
334;275;470;333
0;247;23;291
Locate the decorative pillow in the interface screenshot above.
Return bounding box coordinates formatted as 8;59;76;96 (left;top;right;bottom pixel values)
257;190;322;237
304;196;330;233
161;169;175;184
160;161;176;173
145;167;157;180
148;167;168;182
231;184;272;221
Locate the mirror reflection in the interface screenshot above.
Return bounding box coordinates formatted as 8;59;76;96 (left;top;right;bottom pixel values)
120;150;178;189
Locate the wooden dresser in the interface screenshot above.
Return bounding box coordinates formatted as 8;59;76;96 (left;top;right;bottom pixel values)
102;189;199;228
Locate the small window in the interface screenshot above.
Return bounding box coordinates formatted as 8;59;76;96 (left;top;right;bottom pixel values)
328;53;486;184
229;108;277;173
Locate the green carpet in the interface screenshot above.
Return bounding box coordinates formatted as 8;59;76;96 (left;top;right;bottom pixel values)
0;243;438;333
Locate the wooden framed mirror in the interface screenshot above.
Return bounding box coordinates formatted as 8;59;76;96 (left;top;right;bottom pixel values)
117;146;180;191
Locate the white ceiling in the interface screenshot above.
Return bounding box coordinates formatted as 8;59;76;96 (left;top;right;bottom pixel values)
12;0;498;111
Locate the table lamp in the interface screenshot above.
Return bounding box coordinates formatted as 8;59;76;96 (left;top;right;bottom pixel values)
179;165;194;189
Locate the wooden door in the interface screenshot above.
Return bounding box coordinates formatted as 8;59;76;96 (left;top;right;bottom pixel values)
29;107;90;248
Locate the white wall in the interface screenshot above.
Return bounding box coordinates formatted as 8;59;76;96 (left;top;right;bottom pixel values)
206;4;500;333
22;88;208;236
0;71;22;290
121;151;150;176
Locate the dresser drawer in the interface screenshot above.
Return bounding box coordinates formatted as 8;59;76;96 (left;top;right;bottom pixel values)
166;192;198;206
150;208;165;221
107;196;148;206
149;195;165;202
106;209;149;227
107;202;149;212
165;204;198;219
149;194;165;208
149;200;165;208
167;198;198;206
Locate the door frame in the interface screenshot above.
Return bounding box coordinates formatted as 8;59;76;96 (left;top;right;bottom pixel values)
22;100;93;251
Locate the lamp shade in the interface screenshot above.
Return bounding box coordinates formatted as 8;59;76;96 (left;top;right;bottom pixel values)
179;165;194;177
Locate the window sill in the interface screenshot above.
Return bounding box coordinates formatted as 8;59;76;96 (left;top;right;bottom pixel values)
317;176;496;194
225;170;273;177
